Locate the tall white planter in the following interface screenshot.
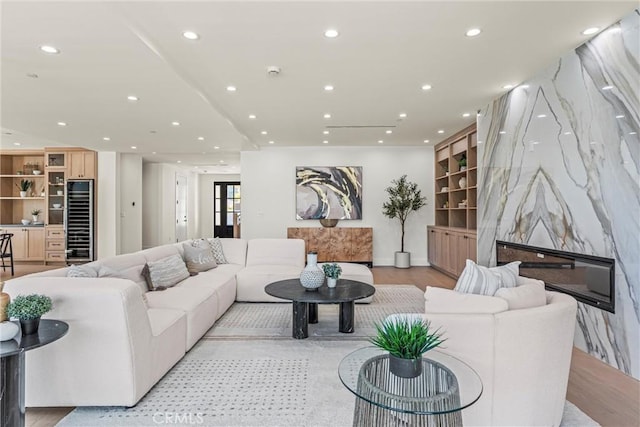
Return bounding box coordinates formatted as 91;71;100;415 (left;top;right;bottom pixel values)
394;251;411;269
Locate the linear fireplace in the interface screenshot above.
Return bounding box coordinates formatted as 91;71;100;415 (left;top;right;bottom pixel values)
496;240;615;313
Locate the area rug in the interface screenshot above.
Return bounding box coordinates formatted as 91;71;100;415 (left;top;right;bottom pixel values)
57;339;599;427
205;285;426;339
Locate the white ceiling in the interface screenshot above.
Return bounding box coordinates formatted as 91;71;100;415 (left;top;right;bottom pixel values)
1;1;636;174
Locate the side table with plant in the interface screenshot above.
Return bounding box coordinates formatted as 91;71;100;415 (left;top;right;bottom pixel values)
370;317;445;378
6;294;53;335
322;263;342;288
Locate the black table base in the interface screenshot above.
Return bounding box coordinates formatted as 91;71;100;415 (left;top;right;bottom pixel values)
1;352;25;427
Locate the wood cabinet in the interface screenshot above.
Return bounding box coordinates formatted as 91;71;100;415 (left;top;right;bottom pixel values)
4;227;45;261
287;227;373;266
68;150;96;179
0;151;46;225
427;226;476;277
45;226;66;262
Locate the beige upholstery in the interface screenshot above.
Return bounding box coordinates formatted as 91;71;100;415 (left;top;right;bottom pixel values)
416;280;578;427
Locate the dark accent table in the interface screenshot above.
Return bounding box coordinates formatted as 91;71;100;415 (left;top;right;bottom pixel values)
265;279;375;339
1;320;69;427
339;347;482;426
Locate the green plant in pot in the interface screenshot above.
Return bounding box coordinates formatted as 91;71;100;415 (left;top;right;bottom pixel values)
31;208;42;222
370;317;445;378
322;263;342;288
15;179;32;197
6;294;53;335
382;175;427;268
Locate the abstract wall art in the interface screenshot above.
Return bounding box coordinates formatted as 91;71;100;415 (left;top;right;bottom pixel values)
296;166;362;220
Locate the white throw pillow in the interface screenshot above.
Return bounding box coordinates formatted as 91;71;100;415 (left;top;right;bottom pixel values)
206;237;228;264
495;281;547;310
491;261;521;288
454;259;503;296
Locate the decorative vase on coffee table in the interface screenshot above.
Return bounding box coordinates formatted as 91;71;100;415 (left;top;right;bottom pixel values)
300;252;324;291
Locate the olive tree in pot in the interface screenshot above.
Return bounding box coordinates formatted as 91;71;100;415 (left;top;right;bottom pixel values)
382;175;426;268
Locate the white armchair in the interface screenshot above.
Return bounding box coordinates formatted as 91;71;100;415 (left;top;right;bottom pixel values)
391;278;577;426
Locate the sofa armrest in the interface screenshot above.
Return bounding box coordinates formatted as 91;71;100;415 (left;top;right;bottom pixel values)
4;277;157;406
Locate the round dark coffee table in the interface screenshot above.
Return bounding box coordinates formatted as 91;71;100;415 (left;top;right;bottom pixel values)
265;279;375;339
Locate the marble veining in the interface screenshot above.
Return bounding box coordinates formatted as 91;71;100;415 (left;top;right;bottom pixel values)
478;10;639;379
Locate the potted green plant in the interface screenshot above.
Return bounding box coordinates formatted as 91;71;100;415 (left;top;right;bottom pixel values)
31;208;42;222
15;179;32;197
6;294;53;335
370;317;445;378
322;263;342;288
382;175;427;268
458;154;467;171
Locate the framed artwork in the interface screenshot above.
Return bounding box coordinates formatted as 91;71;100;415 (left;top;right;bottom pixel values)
296;166;362;220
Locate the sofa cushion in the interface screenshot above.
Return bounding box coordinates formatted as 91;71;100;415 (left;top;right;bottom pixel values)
495;281;547;310
92;253;148;295
245;239;305;268
67;264;98;278
182;243;217;273
141;244;181;263
425;286;509;314
454;260;521;296
218;238;248;266
142;254;190;291
206;238;228;264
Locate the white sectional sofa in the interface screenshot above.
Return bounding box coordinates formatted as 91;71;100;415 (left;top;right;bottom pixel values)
3;237;317;407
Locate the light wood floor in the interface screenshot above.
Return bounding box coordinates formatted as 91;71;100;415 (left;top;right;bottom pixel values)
3;263;637;427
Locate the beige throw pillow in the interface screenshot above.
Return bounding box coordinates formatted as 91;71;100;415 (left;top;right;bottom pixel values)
495;282;547;310
182;243;217;273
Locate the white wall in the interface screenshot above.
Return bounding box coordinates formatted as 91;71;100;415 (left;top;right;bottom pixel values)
142;162;199;248
119;154;142;254
198;173;241;237
241;146;434;266
96;152;119;258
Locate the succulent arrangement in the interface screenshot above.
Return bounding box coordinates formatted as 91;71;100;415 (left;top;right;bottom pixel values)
31;208;42;216
6;294;52;320
322;263;342;279
370;317;445;359
15;179;33;192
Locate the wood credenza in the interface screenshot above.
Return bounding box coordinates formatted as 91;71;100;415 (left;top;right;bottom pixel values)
287;227;373;267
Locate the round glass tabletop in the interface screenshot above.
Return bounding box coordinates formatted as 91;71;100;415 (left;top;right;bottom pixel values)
338;347;482;415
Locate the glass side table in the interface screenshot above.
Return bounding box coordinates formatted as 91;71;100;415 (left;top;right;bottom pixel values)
0;320;69;427
339;347;482;426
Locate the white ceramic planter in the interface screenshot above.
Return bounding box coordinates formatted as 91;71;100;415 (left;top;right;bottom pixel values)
394;251;411;268
327;277;337;288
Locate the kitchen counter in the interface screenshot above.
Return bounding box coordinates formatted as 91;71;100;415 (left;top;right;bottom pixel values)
0;224;45;228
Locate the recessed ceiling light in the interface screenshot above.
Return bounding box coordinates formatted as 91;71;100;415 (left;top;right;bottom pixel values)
324;29;339;38
385;130;392;134
131;146;137;149
423;140;430;143
499;131;506;134
127;95;138;101
323;130;330;135
502;84;515;90
532;141;540;145
399;113;407;118
324;113;331;119
197;136;204;141
582;27;600;36
103;137;110;141
590;141;598;145
615;115;625;119
268;141;275;144
214;146;220;150
421;84;432;91
437;130;444;134
13;142;21;146
249;114;256;119
462;113;471;117
378;140;384;144
520;84;530;89
261;131;268;135
194;166;199;169
226;86;237;92
57;121;67;126
324;85;334;91
182;31;199;40
630;132;637;135
219;160;225;163
40;45;60;54
564;132;572;135
323;140;329;144
171;121;180;126
537;114;547;118
26;73;38;78
465;28;481;37
152;151;157;154
602;85;613;90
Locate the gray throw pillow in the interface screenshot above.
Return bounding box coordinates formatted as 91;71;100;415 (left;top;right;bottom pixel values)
67;264;98;278
206;237;228;264
142;254;190;291
182;243;217;273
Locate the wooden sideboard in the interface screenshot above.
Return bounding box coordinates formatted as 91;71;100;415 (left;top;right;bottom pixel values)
287;227;373;266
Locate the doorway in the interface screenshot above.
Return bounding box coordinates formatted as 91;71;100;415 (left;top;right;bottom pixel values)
214;181;240;238
175;173;188;242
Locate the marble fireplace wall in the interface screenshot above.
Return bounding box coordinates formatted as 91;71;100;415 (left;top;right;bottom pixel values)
477;10;639;379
